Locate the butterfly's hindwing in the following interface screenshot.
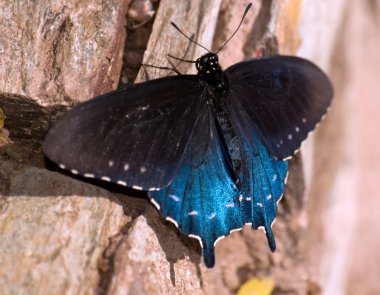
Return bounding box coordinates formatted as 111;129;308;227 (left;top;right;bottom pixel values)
149;106;288;267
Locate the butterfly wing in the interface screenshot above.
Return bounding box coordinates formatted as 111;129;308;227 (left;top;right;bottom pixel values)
149;106;242;267
149;103;288;267
226;56;333;160
43;76;206;191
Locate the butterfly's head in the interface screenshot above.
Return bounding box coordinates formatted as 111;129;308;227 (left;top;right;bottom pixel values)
196;53;221;76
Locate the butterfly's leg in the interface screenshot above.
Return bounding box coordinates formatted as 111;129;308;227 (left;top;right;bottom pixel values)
141;63;181;76
164;33;196;76
140;32;195;78
166;54;195;64
165;57;182;75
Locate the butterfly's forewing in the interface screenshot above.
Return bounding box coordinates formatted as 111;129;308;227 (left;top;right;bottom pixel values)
226;56;333;160
43;76;206;191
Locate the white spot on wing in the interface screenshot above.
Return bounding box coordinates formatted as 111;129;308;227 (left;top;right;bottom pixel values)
238;195;243;202
117;180;127;186
214;235;226;246
188;210;198;216
295;126;300;132
225;203;234;208
256;202;263;208
123;164;129;171
258;226;266;233
230;228;242;233
140;166;146;173
148;187;160;191
166;217;178;228
132;185;143;190
267;194;272;200
84;173;94;178
209;213;216;220
150;198;160;210
108;160;114;167
188;234;203;248
302;118;307;123
272;175;277;182
288;134;293;140
101;176;111;182
246;197;252;201
71;169;78;175
168;194;179;202
59;164;66;169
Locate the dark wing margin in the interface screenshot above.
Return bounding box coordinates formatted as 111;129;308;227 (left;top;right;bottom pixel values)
43;75;206;191
226;56;333;160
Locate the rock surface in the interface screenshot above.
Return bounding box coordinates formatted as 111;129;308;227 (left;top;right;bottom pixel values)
0;0;352;294
0;0;129;105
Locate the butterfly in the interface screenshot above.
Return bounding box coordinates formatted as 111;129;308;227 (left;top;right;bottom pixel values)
43;3;333;267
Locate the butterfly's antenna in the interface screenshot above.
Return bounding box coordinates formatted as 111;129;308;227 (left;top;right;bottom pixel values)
215;3;252;54
171;22;211;53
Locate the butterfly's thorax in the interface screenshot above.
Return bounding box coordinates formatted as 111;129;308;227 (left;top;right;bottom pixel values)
197;53;242;186
196;53;229;93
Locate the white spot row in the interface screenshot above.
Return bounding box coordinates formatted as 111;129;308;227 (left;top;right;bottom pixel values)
62;163;161;192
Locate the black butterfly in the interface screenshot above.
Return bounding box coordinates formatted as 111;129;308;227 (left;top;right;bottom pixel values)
43;3;333;267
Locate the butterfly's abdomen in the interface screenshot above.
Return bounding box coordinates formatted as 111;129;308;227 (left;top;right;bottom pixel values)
213;98;243;188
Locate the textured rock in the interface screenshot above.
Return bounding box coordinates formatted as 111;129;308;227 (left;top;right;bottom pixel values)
0;161;128;295
0;0;350;294
105;209;204;295
0;0;129;105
